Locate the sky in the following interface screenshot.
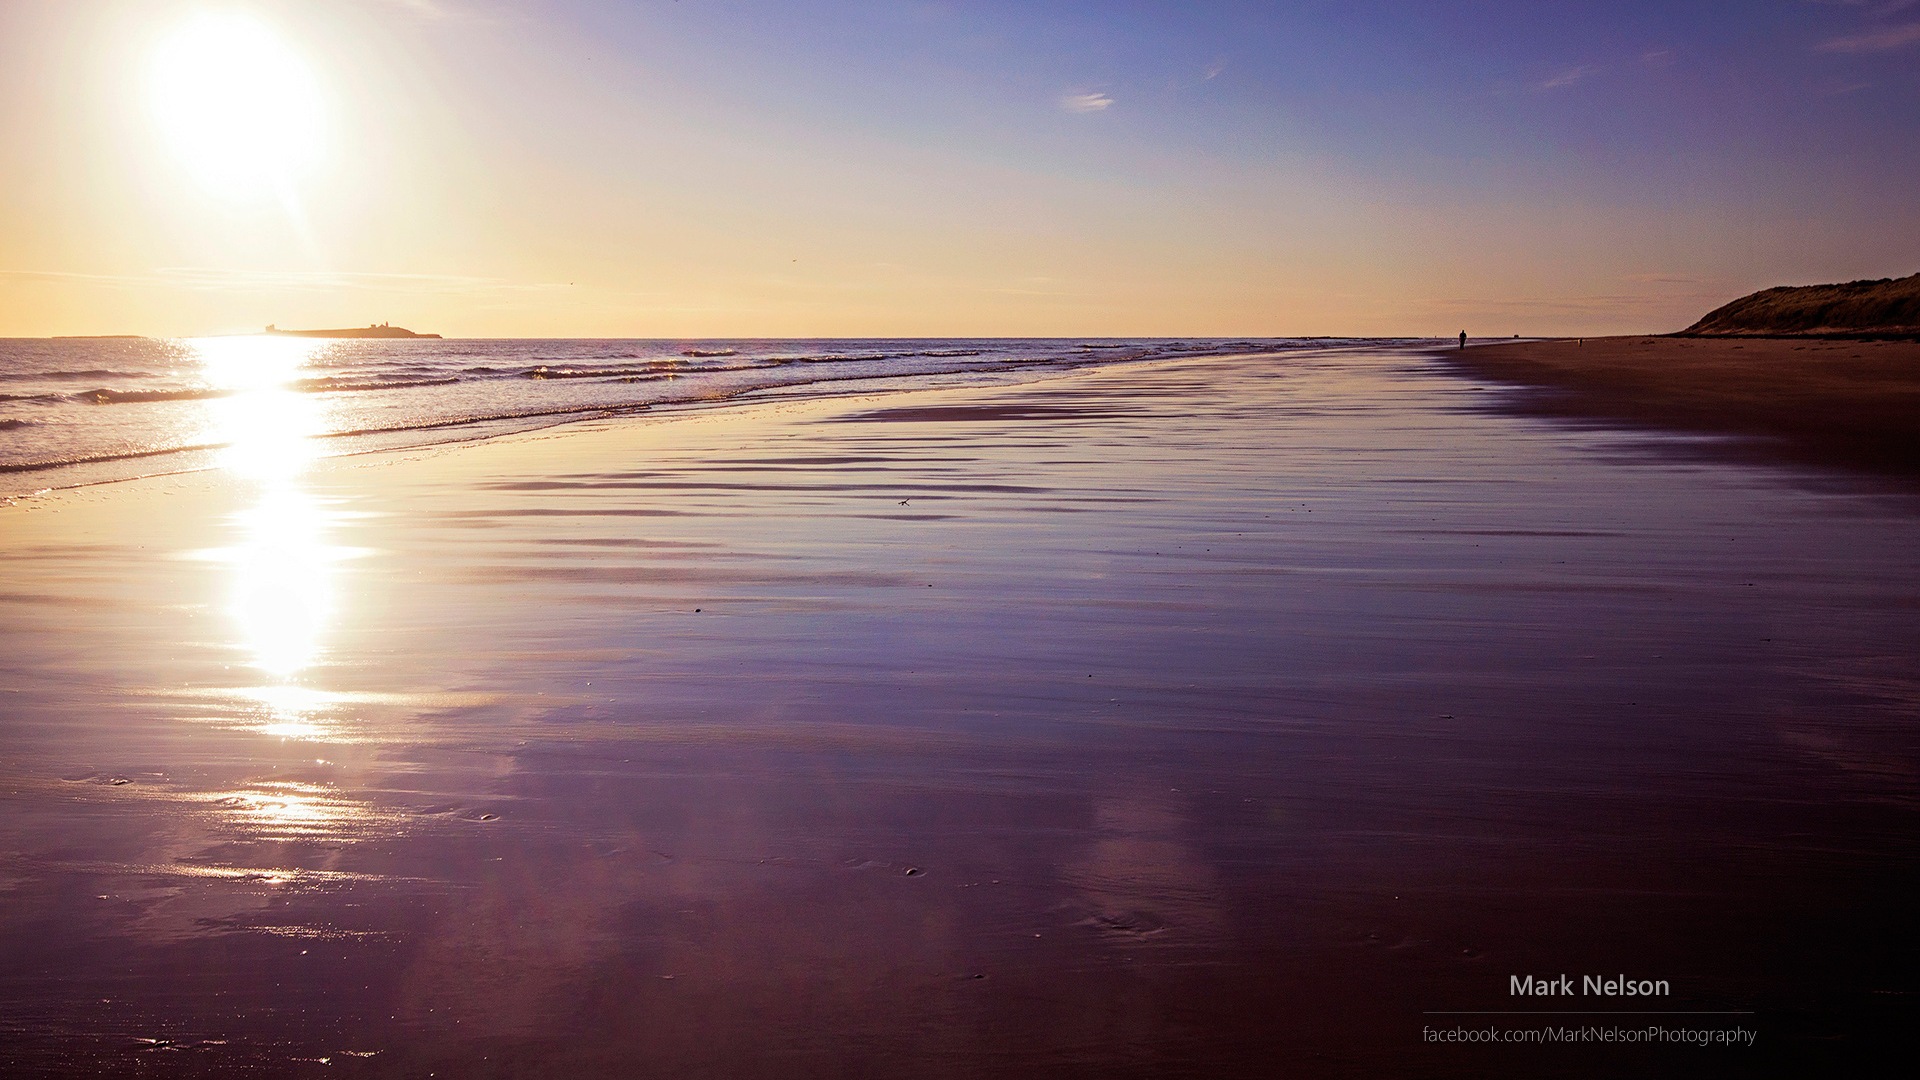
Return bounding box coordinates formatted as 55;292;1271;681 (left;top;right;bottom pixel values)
0;0;1916;338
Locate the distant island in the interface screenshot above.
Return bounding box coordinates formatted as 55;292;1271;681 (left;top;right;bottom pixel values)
262;322;442;339
1681;272;1920;338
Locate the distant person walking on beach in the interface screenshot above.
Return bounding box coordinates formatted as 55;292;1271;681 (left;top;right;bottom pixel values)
1459;331;1467;349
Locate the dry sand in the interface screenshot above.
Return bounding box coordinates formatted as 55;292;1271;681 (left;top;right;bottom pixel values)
1449;336;1920;479
2;346;1917;1076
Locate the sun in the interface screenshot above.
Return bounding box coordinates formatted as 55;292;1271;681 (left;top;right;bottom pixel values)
148;12;326;199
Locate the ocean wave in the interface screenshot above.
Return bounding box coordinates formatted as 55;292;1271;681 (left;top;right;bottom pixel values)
4;337;1322;487
527;351;646;361
292;376;462;394
8;359;1023;474
769;350;987;364
4;368;150;381
0;397;650;474
519;366;676;382
74;386;228;405
67;375;498;401
315;401;651;441
0;440;224;473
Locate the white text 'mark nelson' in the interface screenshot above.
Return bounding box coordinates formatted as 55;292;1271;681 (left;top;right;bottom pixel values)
1510;975;1671;997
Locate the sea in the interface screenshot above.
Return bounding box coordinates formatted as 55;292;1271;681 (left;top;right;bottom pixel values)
0;336;1384;496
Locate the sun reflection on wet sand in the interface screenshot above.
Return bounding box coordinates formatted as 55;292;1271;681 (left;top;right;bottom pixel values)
196;336;345;739
201;781;386;842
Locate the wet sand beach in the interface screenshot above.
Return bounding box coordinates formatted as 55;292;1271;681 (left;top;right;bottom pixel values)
1449;336;1920;479
2;346;1917;1076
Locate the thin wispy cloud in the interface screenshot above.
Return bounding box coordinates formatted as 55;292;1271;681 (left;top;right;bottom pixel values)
1167;60;1228;94
1059;91;1113;113
159;268;573;293
0;269;145;288
366;0;497;24
1416;289;1723;318
377;0;454;16
0;267;569;294
1817;20;1920;51
1537;64;1600;90
1640;48;1676;66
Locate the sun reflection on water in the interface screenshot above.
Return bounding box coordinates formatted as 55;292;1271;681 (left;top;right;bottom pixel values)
196;335;343;738
230;487;331;678
204;781;377;842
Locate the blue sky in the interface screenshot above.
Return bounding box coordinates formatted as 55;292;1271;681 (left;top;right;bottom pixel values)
568;0;1918;203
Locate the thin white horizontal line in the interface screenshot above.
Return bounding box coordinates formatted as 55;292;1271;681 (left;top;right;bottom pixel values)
1423;1011;1755;1015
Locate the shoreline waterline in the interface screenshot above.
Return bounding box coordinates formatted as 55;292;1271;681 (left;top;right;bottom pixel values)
0;337;1417;498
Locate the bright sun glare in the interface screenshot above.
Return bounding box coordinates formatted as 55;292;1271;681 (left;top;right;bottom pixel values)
148;12;325;198
192;336;339;708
